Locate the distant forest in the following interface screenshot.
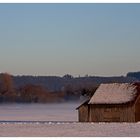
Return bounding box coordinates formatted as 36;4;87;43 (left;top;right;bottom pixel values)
0;72;139;103
127;71;140;80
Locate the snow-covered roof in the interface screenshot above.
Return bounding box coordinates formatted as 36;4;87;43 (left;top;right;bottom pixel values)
89;83;138;104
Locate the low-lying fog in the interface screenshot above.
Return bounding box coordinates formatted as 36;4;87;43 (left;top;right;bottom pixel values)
0;103;80;121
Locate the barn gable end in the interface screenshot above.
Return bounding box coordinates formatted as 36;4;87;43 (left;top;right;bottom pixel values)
76;100;89;122
133;83;140;121
135;95;140;121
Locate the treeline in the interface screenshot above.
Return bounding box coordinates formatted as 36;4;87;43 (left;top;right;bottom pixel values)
127;71;140;80
12;74;138;91
0;73;62;103
0;73;138;103
0;73;98;103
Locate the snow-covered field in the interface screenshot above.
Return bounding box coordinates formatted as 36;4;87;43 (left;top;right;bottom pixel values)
1;122;140;137
0;103;140;137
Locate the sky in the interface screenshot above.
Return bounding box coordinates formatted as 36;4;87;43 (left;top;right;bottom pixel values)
0;3;140;77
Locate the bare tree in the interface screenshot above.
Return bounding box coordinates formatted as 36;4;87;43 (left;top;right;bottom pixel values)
0;73;16;102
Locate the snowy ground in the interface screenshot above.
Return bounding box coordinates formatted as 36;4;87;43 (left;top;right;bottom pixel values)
0;103;140;137
1;122;140;137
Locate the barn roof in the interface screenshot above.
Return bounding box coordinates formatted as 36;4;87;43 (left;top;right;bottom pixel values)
89;83;140;104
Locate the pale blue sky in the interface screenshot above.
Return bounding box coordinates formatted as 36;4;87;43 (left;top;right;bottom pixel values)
0;4;140;76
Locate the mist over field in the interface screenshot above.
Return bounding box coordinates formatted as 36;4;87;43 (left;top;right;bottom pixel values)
0;103;79;121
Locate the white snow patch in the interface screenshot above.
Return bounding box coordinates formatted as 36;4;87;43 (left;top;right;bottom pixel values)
48;122;52;125
89;83;137;104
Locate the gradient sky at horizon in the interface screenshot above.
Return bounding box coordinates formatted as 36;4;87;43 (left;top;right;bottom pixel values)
0;3;140;77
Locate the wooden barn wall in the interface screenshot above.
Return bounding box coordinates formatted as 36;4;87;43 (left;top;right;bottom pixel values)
78;104;89;122
89;104;135;122
135;95;140;122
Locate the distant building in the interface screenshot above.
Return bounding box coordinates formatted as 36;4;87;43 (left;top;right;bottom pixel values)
76;83;140;122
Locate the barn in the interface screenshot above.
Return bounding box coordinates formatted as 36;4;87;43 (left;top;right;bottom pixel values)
76;83;140;122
